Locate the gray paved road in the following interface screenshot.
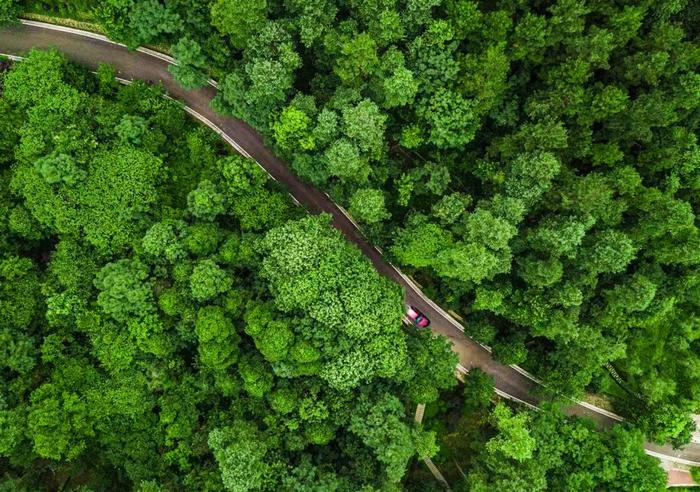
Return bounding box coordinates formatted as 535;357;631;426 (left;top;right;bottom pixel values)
2;20;698;467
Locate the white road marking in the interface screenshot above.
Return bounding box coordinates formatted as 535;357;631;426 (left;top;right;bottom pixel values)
574;400;624;421
335;203;362;230
21;19;113;43
509;363;544;384
645;450;700;467
494;388;540;411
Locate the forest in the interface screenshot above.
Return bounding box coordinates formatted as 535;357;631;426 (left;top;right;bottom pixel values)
0;50;458;489
1;0;700;489
407;369;667;491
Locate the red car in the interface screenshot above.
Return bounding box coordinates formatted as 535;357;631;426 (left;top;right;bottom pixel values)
407;305;430;328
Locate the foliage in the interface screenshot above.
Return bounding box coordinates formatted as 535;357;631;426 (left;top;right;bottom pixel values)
0;51;458;490
260;215;409;390
171;0;700;447
169;37;209;90
350;392;436;483
0;0;19;25
210;0;267;50
410;375;667;491
208;423;271;492
349;188;389;224
10;0;700;480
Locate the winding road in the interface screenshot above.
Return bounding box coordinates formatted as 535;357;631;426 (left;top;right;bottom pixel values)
2;20;698;471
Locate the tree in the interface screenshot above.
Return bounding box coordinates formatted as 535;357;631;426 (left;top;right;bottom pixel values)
260;215;407;389
195;306;240;370
2;49;68;109
504;152;561;205
170;37;209;90
129;0;183;46
635;402;696;447
416;88;480;149
0;256;40;375
13;143;163;255
582;230;636;275
218;155;268;196
246;59;294;112
434;242;501;283
402;330;458;403
323;139;369;183
510;13;551;63
382;66;419;108
0;255;41;329
212;23;300;128
190;259;232;302
210;0;268;49
342;99;387;159
142;219;188;263
517;255;564;288
391;217;453;268
0;0;20;25
311;108;339;148
284;0;337;48
0;327;36;374
465;208;517;251
244;308;295;363
432;193;471;224
27;383;95;461
95;63;120;94
187;179;225;221
273;106;315;153
350;393;433;483
184;223;221;256
95;259;154;323
115;115;148;145
525;215;592;257
349;188;390;224
463;368;495;413
267;384;299;415
334;33;379;85
208;423;271;492
237;354;273;398
128;314;172;358
211;70;248;120
486;403;536;461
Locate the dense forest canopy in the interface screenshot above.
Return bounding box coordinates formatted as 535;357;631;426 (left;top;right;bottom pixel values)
407;369;668;491
16;0;696;444
1;0;700;487
0;50;458;489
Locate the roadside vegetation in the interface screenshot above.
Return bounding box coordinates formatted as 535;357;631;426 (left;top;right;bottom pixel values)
0;50;458;490
11;0;697;445
407;369;667;491
1;0;699;488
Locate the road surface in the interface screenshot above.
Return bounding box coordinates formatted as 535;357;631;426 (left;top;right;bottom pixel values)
2;20;698;468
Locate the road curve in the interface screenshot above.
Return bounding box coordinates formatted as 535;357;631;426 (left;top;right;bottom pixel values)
2;20;698;467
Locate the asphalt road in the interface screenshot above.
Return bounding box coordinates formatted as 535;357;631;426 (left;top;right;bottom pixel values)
2;20;698;467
